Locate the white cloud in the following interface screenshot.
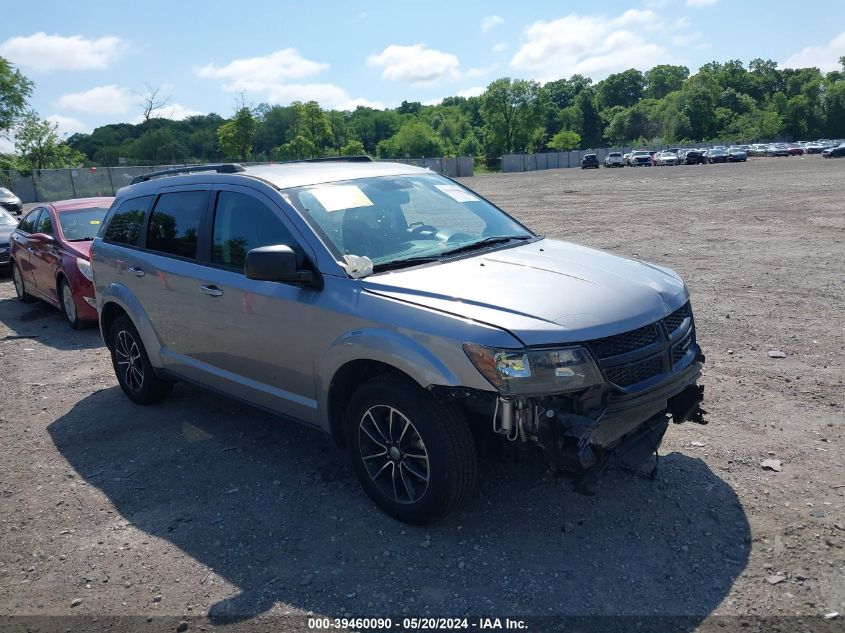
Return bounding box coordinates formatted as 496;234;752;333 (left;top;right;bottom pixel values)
481;15;504;32
353;11;367;22
686;0;718;6
0;32;124;72
457;86;485;98
510;11;671;81
196;49;329;85
46;115;89;137
0;137;16;154
783;31;845;71
56;85;134;115
196;49;378;111
367;44;461;84
493;42;508;53
130;103;204;124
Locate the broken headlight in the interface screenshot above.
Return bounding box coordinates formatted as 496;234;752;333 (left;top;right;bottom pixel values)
463;344;603;395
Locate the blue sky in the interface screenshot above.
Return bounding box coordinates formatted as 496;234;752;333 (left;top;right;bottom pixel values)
2;0;845;142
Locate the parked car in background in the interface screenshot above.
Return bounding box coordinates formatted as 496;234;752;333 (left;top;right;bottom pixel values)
10;197;114;329
623;152;632;165
0;208;19;270
766;143;790;157
581;153;600;169
727;147;748;162
680;149;706;165
804;142;824;154
704;148;729;163
654;150;679;166
0;187;23;215
629;151;653;167
604;152;624;167
748;144;769;157
822;143;845;158
90;160;706;524
787;144;805;156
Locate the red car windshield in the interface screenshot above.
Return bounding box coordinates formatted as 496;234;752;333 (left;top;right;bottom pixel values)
58;207;109;241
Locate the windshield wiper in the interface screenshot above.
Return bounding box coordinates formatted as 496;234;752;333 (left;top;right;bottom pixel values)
67;237;95;242
371;255;442;273
441;235;533;257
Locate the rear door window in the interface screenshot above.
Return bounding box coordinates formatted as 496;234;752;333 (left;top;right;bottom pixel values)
146;191;208;259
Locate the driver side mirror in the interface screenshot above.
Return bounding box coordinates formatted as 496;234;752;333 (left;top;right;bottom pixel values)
244;245;316;286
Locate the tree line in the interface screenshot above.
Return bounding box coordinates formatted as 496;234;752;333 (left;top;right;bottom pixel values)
2;55;844;172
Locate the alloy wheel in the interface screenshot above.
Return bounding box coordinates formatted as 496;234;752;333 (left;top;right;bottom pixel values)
115;329;144;392
62;283;76;323
358;405;430;504
12;265;23;298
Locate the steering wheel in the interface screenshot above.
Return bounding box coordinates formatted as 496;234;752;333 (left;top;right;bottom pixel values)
408;222;439;239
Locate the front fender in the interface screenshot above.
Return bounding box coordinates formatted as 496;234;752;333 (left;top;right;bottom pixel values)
316;328;467;423
99;282;164;368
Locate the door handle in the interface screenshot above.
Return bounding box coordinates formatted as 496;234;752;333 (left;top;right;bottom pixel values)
27;247;34;254
199;284;223;297
127;266;145;277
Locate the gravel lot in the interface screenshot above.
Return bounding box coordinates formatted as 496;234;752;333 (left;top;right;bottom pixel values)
0;156;842;631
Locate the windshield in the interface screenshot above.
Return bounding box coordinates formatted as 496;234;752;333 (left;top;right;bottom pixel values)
0;209;17;226
283;173;533;272
58;207;109;241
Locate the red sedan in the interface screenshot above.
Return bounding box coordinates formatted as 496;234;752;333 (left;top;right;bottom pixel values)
10;197;114;329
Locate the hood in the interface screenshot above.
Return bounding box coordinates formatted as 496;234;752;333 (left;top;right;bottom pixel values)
360;238;689;346
0;193;20;202
63;239;93;258
0;226;14;244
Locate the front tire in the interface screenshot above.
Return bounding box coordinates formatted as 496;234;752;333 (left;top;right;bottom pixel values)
108;315;173;405
344;375;478;524
12;262;35;303
60;279;84;330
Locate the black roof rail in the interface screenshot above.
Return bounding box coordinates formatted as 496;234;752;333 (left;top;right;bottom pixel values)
298;155;373;163
130;163;245;185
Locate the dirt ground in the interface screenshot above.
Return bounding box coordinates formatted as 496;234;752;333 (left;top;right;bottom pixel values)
0;156;842;632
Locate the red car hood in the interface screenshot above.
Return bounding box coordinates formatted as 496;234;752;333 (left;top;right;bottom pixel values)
64;240;93;258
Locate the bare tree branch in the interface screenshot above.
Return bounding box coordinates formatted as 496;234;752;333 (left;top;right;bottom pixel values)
139;83;173;122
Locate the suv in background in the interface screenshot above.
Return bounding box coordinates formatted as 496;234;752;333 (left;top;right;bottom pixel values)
604;152;624;168
581;153;600;169
91;160;705;524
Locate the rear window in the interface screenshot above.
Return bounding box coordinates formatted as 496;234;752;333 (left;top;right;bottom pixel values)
146;191;207;259
103;196;153;245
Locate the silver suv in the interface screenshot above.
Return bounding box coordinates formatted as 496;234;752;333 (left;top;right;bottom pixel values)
91;159;705;524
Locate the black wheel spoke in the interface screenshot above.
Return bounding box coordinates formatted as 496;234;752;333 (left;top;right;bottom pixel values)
358;404;429;504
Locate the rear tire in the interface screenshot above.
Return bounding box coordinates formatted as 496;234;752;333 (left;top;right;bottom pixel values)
344;374;478;524
12;262;35;303
108;315;173;405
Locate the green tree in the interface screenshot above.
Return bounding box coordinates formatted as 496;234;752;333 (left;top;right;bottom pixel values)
479;77;543;155
0;57;34;136
340;139;366;156
377;121;444;158
217;107;257;160
280;101;332;158
596;69;646;109
644;65;689;100
547;130;581;151
14;111;85;170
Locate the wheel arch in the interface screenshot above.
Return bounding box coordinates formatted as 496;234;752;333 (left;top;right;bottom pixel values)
319;329;464;448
